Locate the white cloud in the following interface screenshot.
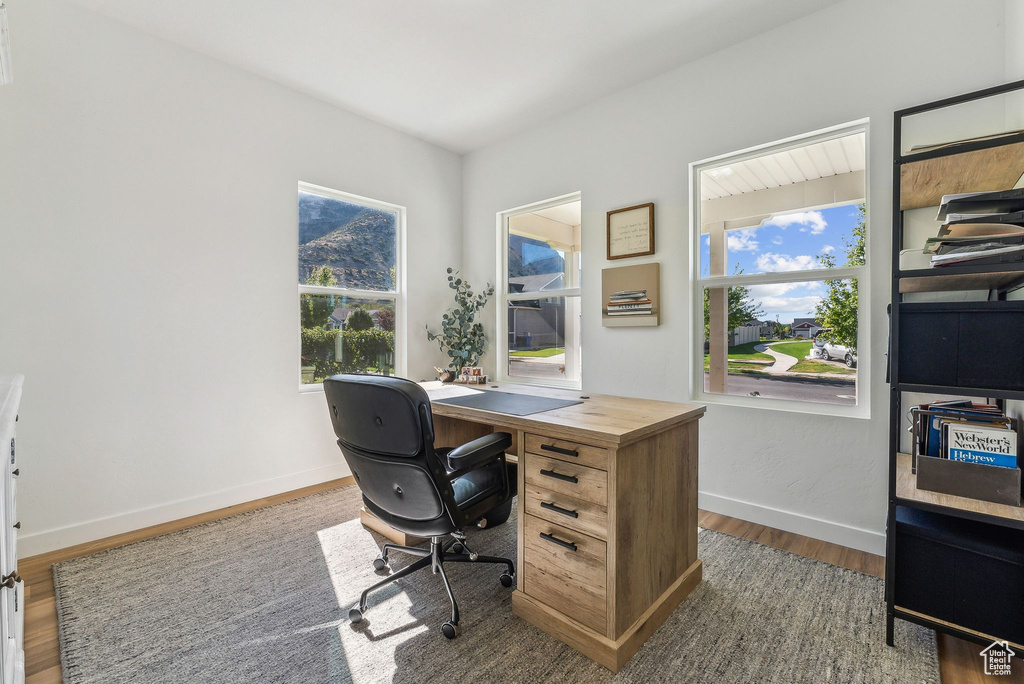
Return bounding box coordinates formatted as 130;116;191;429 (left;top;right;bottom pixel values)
747;282;802;298
726;228;759;252
758;295;822;313
772;236;784;245
761;210;827;235
821;244;836;254
755;252;819;272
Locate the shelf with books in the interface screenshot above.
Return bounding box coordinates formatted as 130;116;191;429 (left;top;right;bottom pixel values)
887;79;1024;651
896;453;1024;530
897;266;1024;293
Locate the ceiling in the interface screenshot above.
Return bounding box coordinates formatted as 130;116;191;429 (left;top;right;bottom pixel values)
533;201;581;227
700;132;866;200
65;0;839;153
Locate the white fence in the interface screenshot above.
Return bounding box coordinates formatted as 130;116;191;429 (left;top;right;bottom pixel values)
730;325;760;346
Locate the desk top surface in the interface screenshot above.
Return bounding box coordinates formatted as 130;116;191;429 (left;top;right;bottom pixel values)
422;381;704;447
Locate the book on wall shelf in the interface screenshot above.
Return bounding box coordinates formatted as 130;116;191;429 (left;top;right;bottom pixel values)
606;289;654;316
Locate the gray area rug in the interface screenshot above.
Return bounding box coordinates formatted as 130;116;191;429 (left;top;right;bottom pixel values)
53;484;938;683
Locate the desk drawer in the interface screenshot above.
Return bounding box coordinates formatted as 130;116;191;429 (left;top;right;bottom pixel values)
525;434;608;471
525;453;607;507
523;514;607;634
524;483;608;539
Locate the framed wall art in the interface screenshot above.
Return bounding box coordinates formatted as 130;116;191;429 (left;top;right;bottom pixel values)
606;202;654;259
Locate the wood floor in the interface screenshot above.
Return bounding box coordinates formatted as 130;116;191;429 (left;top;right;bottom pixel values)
19;482;1018;684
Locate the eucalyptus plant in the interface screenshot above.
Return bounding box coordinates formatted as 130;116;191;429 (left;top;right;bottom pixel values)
426;268;495;373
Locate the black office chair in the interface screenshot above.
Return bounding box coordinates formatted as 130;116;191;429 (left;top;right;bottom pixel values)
323;374;517;639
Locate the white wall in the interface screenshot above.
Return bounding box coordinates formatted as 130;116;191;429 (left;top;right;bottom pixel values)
462;0;1011;554
0;0;463;555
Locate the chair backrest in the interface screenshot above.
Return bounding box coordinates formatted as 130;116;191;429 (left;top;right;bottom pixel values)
323;374;446;522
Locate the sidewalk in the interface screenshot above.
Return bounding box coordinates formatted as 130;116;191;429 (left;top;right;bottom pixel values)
756;343;797;374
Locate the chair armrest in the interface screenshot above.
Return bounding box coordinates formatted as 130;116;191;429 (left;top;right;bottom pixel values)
446;432;512;473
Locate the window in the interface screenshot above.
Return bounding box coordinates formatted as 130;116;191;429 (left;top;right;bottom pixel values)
498;193;582;388
298;182;404;388
690;122;869;415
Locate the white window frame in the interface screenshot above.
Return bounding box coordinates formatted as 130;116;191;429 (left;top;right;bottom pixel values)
497;191;583;390
688;120;870;418
297;181;407;392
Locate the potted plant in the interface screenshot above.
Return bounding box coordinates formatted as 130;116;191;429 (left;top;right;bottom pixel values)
426;268;494;382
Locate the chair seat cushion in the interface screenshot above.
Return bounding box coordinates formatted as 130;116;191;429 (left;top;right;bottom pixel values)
436;447;506;509
452;462;506;509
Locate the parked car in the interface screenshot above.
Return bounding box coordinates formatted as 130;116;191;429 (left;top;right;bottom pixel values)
812;330;857;368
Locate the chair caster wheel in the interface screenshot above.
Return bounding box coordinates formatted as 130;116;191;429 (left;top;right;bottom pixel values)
372;556;388;571
499;572;514;588
440;620;460;639
452;542;465;554
349;605;365;623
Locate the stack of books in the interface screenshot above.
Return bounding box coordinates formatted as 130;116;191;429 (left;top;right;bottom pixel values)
912;400;1019;469
925;189;1024;267
606;289;653;317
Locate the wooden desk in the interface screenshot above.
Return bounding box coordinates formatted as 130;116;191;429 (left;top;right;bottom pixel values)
362;382;705;672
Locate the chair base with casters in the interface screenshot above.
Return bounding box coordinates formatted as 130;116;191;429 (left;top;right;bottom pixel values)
322;374;519;640
348;532;515;639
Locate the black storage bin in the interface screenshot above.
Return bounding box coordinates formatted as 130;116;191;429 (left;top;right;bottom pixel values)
894;506;1024;645
899;301;1024;392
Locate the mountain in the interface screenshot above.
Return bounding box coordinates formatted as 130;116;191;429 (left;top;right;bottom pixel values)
298;192;396;291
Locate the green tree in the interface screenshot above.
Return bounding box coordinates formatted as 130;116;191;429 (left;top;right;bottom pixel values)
702;267;765;340
814;203;865;352
301;266;338;329
346;307;375;331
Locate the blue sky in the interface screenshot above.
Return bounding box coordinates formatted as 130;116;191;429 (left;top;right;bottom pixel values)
701;203;860;324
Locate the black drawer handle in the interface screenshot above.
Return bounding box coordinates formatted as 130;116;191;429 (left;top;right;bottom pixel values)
540;501;579;518
539;532;577;552
539;468;578;484
541;443;579;458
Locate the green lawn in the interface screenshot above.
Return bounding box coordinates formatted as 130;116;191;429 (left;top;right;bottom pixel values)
723;340;774;361
509;347;564;358
791;360;857;375
703;357;770;374
769;340;813;360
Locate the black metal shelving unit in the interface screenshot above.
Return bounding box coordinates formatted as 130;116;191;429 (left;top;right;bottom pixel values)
886;80;1024;652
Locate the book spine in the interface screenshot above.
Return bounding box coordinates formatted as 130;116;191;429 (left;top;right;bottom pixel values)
947;449;1018;469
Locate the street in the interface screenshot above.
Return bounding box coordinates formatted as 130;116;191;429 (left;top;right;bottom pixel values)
704;372;856;405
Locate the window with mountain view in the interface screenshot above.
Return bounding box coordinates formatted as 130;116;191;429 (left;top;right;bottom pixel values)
298;183;403;387
499;196;582;388
691;123;868;415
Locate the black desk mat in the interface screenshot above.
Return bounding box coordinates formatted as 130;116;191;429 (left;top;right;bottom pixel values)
432;390;582;416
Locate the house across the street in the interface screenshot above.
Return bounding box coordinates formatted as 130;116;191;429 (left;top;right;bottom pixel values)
792;317;823;338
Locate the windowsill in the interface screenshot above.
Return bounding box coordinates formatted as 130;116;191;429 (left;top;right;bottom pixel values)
693;388;870;419
498;375;582;392
298;383;325;394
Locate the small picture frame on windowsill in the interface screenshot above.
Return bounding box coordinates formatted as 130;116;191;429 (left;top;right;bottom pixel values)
607;202;655;260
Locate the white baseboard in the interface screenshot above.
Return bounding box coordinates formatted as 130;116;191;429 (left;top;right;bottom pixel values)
19;463;352;558
21;471;884;559
698;491;886;556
